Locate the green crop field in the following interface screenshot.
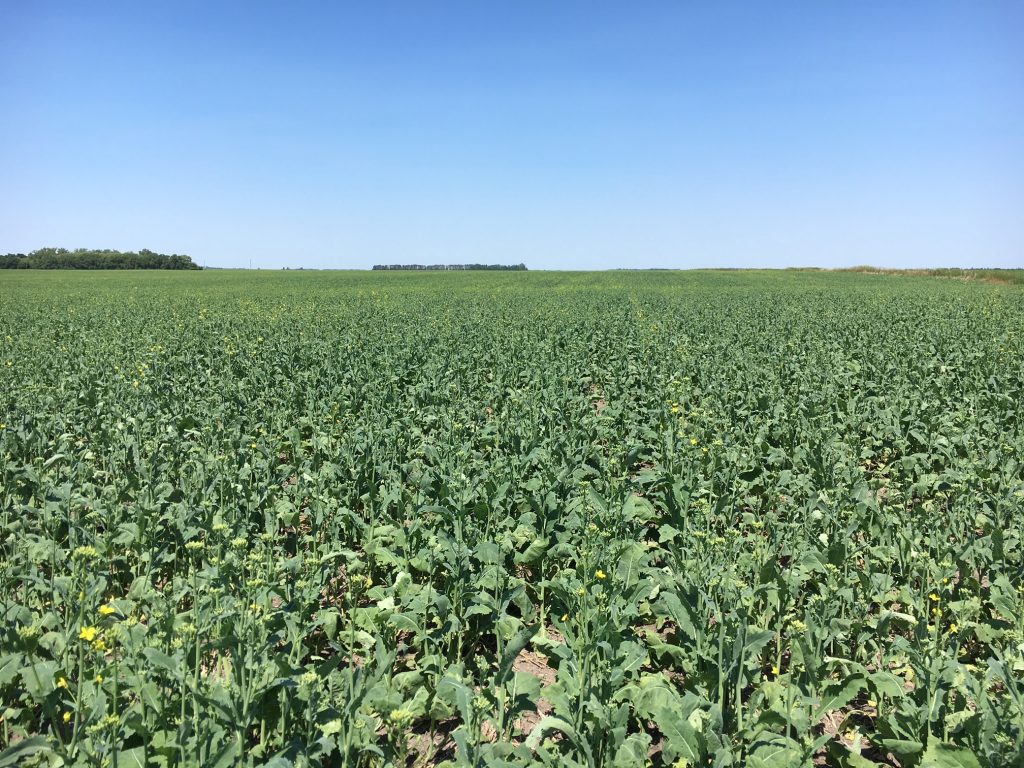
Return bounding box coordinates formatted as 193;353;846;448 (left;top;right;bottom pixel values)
1;269;1022;767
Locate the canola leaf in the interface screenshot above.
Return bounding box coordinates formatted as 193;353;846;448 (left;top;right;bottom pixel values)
921;742;982;768
619;673;682;717
621;495;655;522
389;612;420;633
316;608;339;639
0;654;22;686
208;738;243;768
514;536;549;564
876;738;923;757
116;746;147;768
814;674;867;719
654;706;702;765
142;648;182;678
869;670;905;698
612;732;652;768
496;624;539;685
746;736;804;768
20;660;59;699
475;541;502;565
743;628;776;659
0;736;51;768
525;715;579;749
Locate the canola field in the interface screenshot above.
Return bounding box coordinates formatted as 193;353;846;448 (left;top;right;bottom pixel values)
1;269;1022;767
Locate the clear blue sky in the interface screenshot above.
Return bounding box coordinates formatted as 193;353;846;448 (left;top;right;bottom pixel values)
1;2;1021;270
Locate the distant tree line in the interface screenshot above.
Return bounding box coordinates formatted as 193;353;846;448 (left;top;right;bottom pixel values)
372;263;527;271
0;248;201;270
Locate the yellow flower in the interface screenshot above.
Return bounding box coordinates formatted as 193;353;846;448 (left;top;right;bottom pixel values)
771;665;780;676
929;593;940;602
595;569;607;580
78;626;98;642
690;437;699;446
948;623;958;634
57;677;68;689
63;711;72;723
561;613;569;622
98;604;116;616
94;674;103;683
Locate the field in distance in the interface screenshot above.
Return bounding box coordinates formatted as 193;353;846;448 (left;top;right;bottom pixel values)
1;269;1022;767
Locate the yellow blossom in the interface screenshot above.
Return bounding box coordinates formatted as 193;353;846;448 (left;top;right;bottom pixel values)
98;604;116;616
78;626;98;642
595;569;607;580
57;677;68;689
63;711;72;723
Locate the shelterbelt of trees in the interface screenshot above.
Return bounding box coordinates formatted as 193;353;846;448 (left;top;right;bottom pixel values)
372;263;527;270
0;248;201;270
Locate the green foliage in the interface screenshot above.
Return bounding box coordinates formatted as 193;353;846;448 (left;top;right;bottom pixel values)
0;248;200;270
0;269;1021;766
371;264;528;271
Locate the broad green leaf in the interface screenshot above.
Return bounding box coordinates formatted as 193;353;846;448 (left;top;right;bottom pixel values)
921;742;982;768
654;706;702;764
815;674;867;719
0;736;51;768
